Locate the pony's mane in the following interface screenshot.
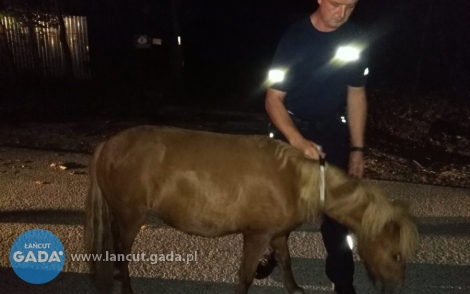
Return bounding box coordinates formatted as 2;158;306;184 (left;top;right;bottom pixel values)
272;141;322;221
270;140;418;262
359;183;418;261
323;164;419;262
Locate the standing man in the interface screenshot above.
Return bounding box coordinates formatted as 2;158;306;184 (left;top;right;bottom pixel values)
256;0;369;293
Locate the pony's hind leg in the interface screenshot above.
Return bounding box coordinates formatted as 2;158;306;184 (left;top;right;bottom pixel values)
111;218;123;281
113;208;147;294
235;233;272;294
270;234;305;294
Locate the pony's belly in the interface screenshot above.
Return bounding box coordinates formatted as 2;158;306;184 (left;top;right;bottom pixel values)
157;213;239;237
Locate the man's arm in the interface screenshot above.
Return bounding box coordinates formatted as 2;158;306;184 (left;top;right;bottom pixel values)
265;88;323;159
347;85;367;178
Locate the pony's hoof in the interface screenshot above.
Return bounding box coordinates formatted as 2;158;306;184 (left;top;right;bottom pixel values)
254;251;277;279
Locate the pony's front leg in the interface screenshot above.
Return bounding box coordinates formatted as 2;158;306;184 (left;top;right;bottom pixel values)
270;234;305;294
235;233;272;294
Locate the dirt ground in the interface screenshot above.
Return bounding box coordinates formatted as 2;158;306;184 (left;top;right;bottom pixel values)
364;87;470;188
0;86;469;188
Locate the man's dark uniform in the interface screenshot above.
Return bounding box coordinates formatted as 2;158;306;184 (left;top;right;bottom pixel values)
263;15;369;291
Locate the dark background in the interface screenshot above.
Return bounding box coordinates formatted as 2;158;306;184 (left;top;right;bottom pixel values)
120;0;470;109
1;0;469;113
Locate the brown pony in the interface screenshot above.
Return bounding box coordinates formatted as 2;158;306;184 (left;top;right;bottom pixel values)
84;125;418;294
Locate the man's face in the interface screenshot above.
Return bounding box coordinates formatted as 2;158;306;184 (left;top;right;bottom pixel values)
317;0;358;30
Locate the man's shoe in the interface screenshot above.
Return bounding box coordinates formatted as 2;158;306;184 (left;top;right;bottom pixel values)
334;284;357;294
254;251;277;279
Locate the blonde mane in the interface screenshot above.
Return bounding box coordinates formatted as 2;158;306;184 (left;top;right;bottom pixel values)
272;141;323;221
270;144;419;262
322;167;419;261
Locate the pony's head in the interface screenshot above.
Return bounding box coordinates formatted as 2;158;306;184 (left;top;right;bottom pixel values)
358;191;419;294
322;165;419;293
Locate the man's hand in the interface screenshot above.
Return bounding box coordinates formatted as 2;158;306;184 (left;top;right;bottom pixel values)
265;88;326;161
349;151;364;178
289;136;326;160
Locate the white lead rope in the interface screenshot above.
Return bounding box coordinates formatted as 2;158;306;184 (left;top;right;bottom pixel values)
316;145;354;250
317;145;326;207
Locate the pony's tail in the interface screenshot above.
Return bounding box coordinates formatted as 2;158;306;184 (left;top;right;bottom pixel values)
84;142;114;293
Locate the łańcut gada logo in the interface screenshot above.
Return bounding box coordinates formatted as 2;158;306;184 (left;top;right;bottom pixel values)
10;229;65;284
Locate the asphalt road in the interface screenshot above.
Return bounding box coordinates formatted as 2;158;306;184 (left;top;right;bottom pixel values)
0;147;469;294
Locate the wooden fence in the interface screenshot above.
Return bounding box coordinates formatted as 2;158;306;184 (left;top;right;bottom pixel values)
0;15;90;80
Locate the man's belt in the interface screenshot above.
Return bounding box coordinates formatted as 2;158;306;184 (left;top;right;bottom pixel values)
288;111;346;130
